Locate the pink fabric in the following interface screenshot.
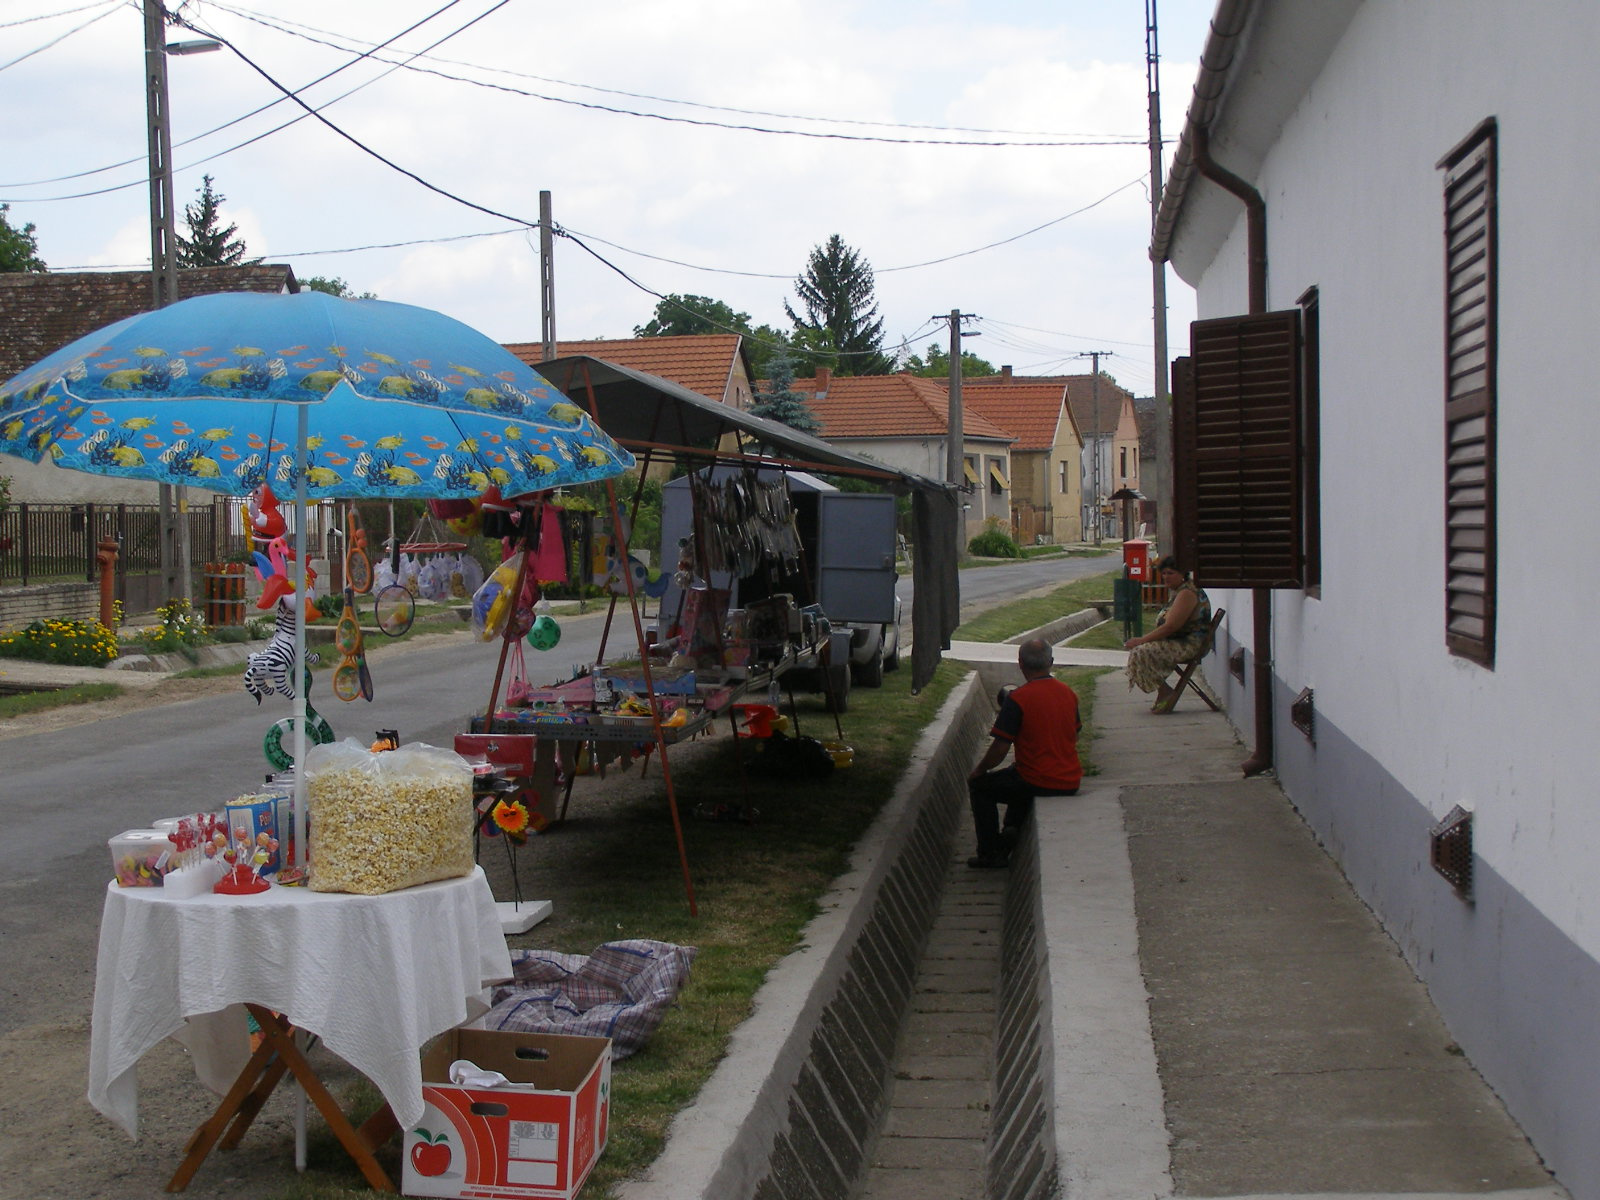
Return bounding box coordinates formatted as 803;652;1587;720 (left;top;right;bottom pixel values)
531;505;567;583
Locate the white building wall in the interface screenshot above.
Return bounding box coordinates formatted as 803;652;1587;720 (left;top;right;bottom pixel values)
1172;3;1600;1195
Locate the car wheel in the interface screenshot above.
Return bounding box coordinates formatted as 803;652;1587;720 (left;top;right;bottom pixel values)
824;659;851;713
883;625;901;672
853;641;885;688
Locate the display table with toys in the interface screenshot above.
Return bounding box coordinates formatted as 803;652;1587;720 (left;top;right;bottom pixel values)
88;867;511;1191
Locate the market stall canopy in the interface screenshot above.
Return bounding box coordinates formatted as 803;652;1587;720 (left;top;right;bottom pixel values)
540;354;960;690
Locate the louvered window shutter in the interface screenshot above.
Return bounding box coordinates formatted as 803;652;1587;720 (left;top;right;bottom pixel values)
1173;310;1304;588
1440;122;1497;667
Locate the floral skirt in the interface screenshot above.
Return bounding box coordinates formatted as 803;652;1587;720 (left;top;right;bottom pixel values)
1125;634;1206;694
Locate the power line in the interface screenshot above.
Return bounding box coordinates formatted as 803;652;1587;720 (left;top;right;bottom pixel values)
1;0;118;29
208;0;1156;146
0;0;120;73
0;0;497;200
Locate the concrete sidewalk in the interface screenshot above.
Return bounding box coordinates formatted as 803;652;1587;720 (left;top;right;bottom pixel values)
1035;662;1562;1200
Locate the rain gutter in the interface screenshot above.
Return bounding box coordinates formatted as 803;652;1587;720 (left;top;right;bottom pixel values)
1150;0;1276;777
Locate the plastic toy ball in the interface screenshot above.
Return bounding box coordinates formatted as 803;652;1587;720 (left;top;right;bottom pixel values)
527;614;562;651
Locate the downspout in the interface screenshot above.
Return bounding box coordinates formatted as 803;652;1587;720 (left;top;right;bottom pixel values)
1190;124;1274;777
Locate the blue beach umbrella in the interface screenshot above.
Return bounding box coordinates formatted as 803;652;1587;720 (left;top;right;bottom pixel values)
0;290;632;496
0;290;634;868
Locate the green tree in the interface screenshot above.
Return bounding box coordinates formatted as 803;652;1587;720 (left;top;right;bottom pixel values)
748;351;820;433
303;275;377;300
784;234;892;376
633;294;749;338
175;175;254;268
0;205;47;273
633;293;796;381
902;341;997;379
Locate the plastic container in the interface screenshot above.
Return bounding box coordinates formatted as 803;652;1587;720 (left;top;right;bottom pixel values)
109;829;174;887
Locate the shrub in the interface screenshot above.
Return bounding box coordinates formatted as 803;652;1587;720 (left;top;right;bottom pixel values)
0;617;119;666
136;597;211;654
968;526;1023;559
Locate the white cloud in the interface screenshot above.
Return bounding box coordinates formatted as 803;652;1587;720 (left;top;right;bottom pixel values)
5;0;1218;385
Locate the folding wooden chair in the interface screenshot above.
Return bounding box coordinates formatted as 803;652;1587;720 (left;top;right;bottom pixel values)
1162;607;1225;713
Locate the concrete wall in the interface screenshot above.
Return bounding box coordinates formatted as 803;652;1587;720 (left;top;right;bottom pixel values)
0;582;99;629
1172;5;1600;1194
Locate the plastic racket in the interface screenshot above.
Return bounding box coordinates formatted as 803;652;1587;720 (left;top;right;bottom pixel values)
373;584;414;636
344;507;372;594
332;587;370;701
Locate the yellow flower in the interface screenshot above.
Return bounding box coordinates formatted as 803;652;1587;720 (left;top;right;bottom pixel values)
491;799;531;837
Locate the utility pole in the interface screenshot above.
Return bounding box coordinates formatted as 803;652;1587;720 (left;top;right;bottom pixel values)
934;310;980;486
1075;350;1114;544
539;190;556;362
1147;0;1174;555
144;0;188;601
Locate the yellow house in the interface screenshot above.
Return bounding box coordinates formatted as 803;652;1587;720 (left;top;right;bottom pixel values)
960;378;1084;544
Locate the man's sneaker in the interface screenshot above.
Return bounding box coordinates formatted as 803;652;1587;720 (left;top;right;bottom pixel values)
967;852;1008;869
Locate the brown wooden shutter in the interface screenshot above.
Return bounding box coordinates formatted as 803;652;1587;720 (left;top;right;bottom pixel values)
1171;355;1197;570
1173;310;1304;588
1440;122;1497;667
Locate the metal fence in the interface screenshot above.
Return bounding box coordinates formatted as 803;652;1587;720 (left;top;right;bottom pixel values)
0;500;247;587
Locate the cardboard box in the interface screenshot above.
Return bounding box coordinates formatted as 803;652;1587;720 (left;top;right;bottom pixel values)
402;1028;611;1199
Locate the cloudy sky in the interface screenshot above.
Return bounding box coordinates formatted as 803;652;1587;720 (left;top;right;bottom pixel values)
2;0;1216;397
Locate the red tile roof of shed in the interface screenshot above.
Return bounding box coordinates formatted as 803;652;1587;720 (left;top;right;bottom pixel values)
504;334;745;404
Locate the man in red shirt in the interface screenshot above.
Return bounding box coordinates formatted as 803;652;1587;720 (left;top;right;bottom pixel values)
966;638;1082;868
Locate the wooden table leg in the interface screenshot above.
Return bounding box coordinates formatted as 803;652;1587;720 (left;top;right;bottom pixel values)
166;1006;399;1194
167;1036;284;1191
246;1006;396;1193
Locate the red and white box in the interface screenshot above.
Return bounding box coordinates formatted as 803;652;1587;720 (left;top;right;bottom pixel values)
402;1028;611;1199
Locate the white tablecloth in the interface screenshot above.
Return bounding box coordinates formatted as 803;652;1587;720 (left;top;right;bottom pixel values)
88;867;511;1138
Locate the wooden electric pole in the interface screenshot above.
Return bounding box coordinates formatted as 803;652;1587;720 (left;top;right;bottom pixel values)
539;191;556;362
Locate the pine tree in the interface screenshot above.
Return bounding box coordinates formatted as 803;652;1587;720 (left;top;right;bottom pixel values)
175;175;254;268
0;204;47;273
749;351;821;433
784;234;892;376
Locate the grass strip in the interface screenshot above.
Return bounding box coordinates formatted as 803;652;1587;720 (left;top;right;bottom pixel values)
954;568;1121;642
0;681;122;718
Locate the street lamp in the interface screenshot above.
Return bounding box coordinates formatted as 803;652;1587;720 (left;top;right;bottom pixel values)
143;2;219;601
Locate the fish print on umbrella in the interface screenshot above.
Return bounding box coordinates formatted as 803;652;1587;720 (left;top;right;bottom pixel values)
0;291;633;501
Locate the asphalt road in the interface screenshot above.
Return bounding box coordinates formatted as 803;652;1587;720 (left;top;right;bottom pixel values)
0;551;1118;1038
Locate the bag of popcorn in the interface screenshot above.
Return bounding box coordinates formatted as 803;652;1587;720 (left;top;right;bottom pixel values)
305;739;474;895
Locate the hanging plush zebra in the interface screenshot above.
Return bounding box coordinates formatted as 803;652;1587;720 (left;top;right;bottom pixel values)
244;598;320;703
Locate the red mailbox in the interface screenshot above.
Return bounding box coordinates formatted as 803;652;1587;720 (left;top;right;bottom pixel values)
1123;539;1151;581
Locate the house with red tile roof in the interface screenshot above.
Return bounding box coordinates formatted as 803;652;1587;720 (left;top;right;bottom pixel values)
964;367;1142;541
789;368;1015;541
959;378;1084;544
504;334;755;412
0;266;298;502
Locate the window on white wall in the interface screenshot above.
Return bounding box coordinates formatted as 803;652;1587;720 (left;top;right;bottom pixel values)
1438;119;1497;668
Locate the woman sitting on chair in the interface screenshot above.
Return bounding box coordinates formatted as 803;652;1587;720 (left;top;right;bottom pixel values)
1124;555;1212;713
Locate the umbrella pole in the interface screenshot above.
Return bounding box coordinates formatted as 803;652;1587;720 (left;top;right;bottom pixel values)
293;405;309;872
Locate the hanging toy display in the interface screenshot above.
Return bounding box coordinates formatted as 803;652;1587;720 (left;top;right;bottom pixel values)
527;599;562;651
243;597;321;704
262;668;336;771
246;482;287;543
251;536;319;624
343;505;373;594
332;586;374;702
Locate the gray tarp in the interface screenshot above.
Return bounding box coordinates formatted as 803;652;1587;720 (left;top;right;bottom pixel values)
539;354;960;691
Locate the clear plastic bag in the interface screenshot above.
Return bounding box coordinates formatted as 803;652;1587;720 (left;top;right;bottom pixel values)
471;552;523;642
305;739;474;894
